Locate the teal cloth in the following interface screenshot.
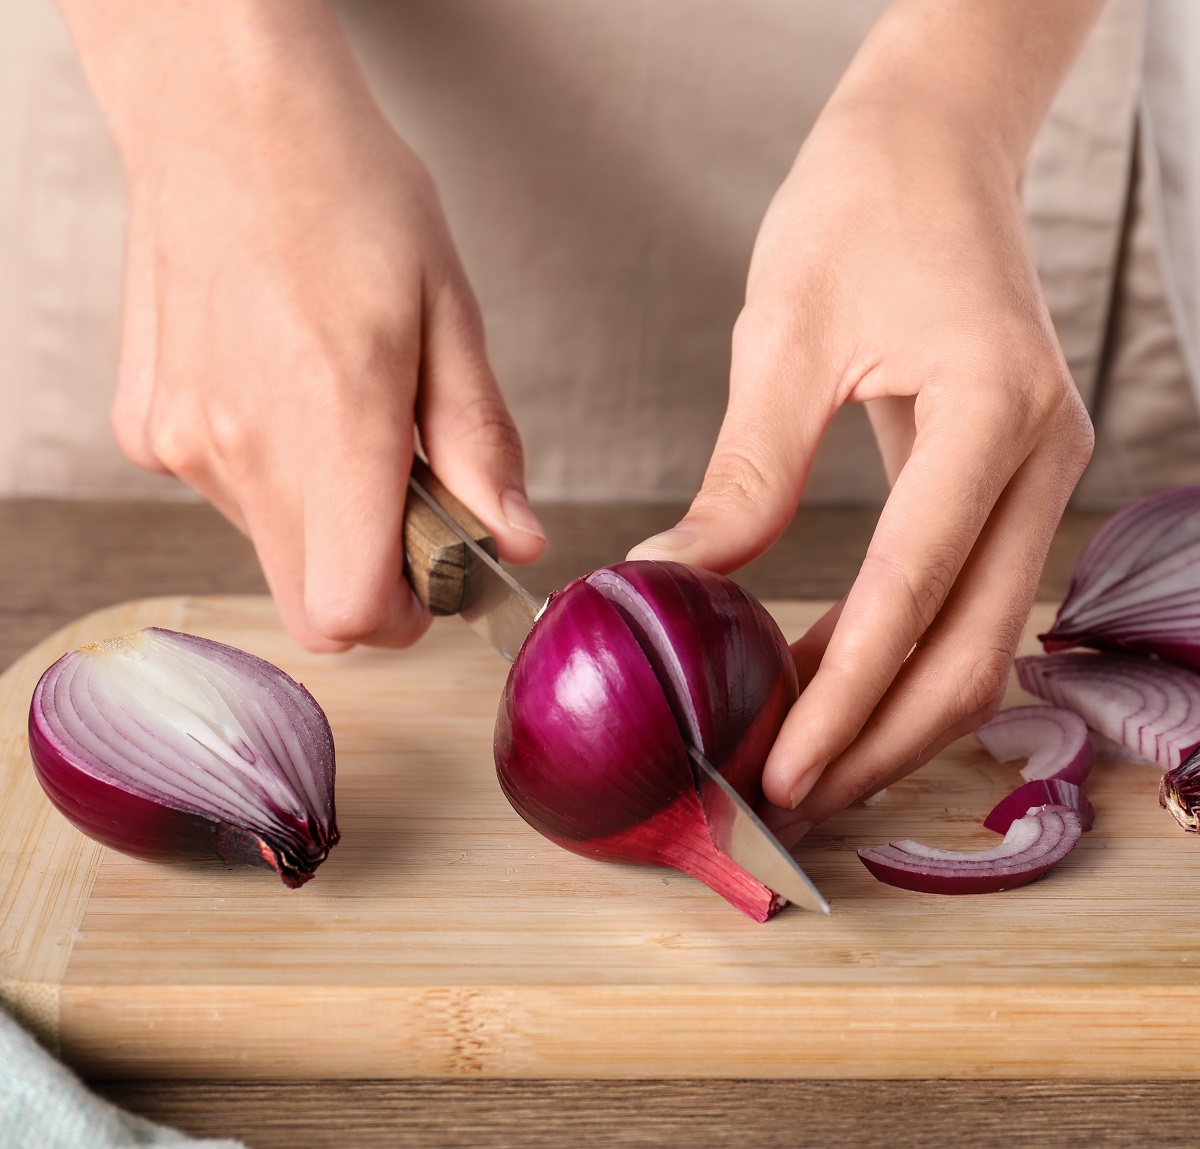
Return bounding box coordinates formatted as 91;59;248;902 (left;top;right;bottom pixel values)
0;1011;246;1149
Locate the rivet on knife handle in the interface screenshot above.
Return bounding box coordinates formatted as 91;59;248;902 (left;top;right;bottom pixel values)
402;457;497;616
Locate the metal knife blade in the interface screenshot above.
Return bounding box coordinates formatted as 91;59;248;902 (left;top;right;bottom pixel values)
407;474;542;661
688;745;830;914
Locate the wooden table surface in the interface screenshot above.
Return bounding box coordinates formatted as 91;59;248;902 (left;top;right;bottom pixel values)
4;497;1196;1148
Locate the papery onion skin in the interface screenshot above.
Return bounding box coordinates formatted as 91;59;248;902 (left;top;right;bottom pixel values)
858;808;1083;895
983;779;1095;835
1040;486;1200;671
28;628;338;888
1161;746;1200;833
494;561;798;921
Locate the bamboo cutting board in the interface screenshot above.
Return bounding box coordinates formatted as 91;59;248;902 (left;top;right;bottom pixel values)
2;596;1199;1081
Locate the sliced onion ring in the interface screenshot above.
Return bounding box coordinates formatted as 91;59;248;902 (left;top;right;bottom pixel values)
975;705;1093;784
1016;651;1200;770
983;779;1094;834
857;808;1083;895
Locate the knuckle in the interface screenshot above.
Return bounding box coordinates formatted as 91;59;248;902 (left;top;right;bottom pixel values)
451;392;523;461
146;413;205;478
305;587;393;645
862;542;961;636
699;446;781;516
956;645;1013;723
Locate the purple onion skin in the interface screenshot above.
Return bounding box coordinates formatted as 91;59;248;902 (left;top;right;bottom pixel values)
29;718;337;889
1040;485;1200;671
495;579;694;845
585;562;798;805
28;630;339;888
494;562;798;920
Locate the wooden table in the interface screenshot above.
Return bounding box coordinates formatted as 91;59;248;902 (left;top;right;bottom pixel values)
4;498;1196;1148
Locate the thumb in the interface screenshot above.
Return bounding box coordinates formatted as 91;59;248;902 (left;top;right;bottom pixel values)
627;345;826;571
417;282;546;565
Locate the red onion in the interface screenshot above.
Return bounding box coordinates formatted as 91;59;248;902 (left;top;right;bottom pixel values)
858;808;1083;895
1016;651;1200;771
494;560;799;921
28;628;338;888
974;705;1093;784
1040;486;1200;670
1161;746;1200;832
983;778;1094;834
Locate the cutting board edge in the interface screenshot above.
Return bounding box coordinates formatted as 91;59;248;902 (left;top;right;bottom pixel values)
59;982;1200;1081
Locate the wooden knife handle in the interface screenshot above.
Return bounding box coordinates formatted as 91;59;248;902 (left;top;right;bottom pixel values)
403;457;498;616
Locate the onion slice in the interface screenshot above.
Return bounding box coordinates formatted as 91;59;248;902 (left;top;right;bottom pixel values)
858;808;1083;895
28;628;338;887
1015;651;1200;770
975;705;1093;784
1040;485;1200;671
983;779;1095;834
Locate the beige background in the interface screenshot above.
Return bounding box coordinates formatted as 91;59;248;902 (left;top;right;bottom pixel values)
0;0;1195;505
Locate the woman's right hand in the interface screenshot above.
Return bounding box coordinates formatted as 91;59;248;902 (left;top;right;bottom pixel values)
61;0;546;652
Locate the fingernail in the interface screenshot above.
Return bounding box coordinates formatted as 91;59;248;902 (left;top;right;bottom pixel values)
787;758;828;809
626;524;697;560
500;489;546;540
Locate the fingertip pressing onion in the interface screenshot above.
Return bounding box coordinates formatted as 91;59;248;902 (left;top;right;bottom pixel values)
975;705;1093;785
28;628;338;887
858;808;1083;895
1040;485;1200;671
983;778;1094;835
494;560;799;921
1015;651;1200;771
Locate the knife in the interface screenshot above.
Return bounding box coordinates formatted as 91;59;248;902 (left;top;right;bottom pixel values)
402;461;830;912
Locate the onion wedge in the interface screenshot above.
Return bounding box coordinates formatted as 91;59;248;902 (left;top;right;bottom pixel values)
1040;485;1200;671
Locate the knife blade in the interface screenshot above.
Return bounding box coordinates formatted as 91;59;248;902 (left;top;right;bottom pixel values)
404;466;830;912
689;745;830;914
406;471;542;660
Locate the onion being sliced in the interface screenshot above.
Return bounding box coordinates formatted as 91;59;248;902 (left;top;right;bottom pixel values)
975;705;1093;784
494;560;799;922
983;779;1094;834
28;628;338;887
858;808;1083;895
1015;651;1200;770
1040;485;1200;671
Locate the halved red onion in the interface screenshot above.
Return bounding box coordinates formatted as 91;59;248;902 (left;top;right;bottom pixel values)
494;560;799;921
1161;745;1200;833
1015;651;1200;770
858;808;1082;895
983;778;1094;834
975;705;1093;784
28;628;338;887
1040;486;1200;670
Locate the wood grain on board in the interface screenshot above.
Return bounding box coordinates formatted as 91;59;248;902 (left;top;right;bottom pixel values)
2;593;1198;1081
